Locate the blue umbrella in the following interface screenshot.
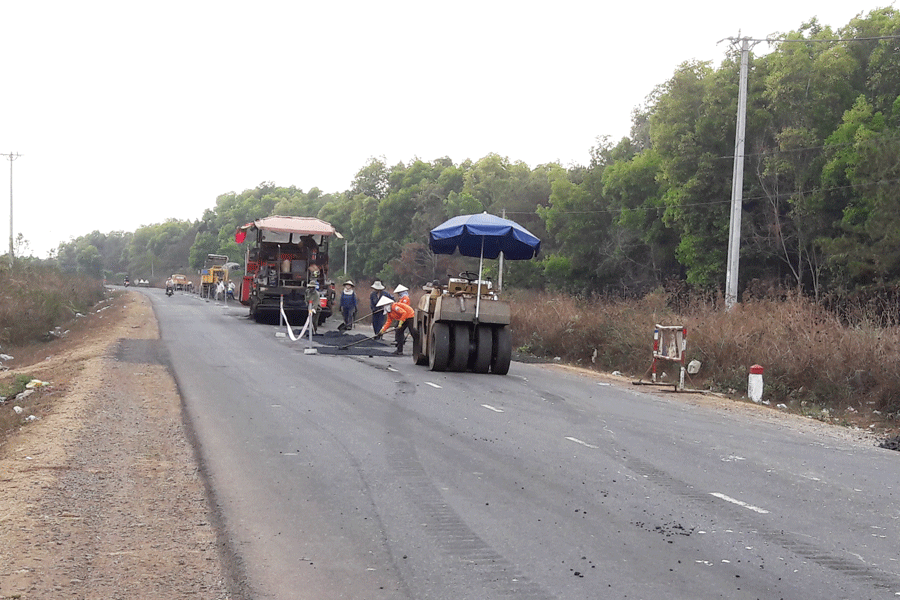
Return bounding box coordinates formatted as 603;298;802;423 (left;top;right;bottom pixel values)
429;212;541;320
429;212;541;260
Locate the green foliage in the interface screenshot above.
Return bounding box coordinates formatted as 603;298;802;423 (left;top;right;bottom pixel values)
0;372;35;398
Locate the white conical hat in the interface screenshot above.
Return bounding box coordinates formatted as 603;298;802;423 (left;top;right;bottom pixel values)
394;284;408;293
344;280;354;287
376;295;394;308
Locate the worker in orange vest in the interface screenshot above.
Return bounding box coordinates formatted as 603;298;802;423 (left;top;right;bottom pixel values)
394;284;411;306
376;295;419;355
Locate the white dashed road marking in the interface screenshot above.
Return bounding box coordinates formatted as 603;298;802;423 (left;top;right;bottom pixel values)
710;492;770;514
481;404;504;413
425;382;442;389
565;437;598;449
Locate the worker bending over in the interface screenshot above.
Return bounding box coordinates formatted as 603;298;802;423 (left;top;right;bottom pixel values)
376;295;419;356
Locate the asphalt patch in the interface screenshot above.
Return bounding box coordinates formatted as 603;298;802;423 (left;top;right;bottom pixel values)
113;338;170;366
307;330;398;357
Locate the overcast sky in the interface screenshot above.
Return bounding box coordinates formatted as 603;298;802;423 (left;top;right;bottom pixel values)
0;1;891;257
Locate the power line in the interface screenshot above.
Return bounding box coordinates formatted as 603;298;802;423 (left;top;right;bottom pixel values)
722;34;900;45
503;175;900;217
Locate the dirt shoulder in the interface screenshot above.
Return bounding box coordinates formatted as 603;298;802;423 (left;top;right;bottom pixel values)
0;291;233;600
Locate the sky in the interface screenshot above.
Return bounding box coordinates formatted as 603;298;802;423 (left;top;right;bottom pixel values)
0;0;892;257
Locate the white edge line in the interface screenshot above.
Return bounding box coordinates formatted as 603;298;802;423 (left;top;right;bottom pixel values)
710;492;770;514
481;404;504;413
565;436;599;449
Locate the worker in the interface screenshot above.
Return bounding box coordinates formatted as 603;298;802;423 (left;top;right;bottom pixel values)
394;284;411;306
369;280;394;337
340;280;358;330
215;280;226;301
226;280;236;300
376;295;419;356
306;281;320;334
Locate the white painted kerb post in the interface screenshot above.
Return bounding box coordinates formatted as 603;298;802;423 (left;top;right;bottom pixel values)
748;364;764;403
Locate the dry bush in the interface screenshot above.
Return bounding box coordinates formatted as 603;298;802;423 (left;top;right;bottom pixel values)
508;287;900;420
509;289;677;374
0;261;106;346
685;294;900;416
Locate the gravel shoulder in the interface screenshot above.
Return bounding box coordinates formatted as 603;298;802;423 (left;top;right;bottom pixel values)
0;291;233;600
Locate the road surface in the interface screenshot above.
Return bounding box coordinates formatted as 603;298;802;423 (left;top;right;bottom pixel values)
146;288;899;600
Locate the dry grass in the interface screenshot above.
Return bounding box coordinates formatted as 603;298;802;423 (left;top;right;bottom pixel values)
0;260;106;346
509;288;900;424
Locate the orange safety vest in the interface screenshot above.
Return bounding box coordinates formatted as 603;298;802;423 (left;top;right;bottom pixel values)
381;302;415;333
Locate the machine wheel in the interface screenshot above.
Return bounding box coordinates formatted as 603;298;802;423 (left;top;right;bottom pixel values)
449;323;469;372
472;325;493;373
491;325;512;375
428;322;450;372
250;299;263;323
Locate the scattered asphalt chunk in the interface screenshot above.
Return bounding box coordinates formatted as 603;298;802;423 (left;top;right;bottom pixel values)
877;435;900;452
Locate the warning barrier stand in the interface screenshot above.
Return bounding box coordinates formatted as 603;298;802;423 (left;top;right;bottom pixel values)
634;325;688;391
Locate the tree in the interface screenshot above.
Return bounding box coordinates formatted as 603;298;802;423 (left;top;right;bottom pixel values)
649;60;736;287
76;245;103;278
601;147;679;290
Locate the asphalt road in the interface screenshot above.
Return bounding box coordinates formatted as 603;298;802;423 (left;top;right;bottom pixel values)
143;288;899;600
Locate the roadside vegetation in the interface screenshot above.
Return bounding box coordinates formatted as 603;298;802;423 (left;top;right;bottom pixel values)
0;259;106;346
0;260;105;445
509;286;900;431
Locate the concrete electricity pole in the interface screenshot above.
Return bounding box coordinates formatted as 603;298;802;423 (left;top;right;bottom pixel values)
724;37;757;309
1;152;21;267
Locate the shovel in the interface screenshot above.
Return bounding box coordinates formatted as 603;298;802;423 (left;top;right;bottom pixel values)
337;310;374;332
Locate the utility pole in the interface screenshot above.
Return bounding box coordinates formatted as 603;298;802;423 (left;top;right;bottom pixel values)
1;152;21;267
498;208;505;292
724;37;757;309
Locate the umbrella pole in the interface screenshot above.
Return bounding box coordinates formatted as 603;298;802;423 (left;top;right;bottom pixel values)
475;236;484;322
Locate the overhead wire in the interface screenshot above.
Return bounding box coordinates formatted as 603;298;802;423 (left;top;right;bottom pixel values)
501;175;900;217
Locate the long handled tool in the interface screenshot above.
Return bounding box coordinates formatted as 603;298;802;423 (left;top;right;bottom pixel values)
337;310;374;332
338;327;395;350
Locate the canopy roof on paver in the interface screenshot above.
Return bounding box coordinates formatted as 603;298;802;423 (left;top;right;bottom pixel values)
235;216;338;242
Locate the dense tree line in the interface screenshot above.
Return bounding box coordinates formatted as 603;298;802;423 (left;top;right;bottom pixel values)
55;8;900;301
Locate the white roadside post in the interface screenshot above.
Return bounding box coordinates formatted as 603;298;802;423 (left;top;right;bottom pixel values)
748;364;764;403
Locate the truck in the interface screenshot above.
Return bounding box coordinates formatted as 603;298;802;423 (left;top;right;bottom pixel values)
234;216;338;324
170;274;188;291
199;254;229;299
412;272;512;375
